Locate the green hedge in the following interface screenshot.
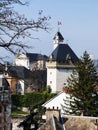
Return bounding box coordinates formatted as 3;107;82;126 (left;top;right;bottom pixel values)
11;92;56;108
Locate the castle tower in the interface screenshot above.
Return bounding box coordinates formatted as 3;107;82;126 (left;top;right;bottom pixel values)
46;31;79;93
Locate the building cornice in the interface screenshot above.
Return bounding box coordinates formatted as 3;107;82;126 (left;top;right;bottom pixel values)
46;61;76;69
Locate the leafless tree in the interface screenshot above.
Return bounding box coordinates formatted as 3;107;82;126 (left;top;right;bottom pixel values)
0;0;51;57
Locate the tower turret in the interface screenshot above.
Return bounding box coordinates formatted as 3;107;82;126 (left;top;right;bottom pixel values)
53;31;64;50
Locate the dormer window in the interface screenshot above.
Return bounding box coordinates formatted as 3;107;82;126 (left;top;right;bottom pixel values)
66;54;72;64
66;54;71;60
50;54;53;61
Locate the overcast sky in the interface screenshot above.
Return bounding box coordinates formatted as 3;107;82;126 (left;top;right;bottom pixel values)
1;0;98;61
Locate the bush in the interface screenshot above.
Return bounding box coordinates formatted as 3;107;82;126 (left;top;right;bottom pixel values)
11;92;56;108
11;95;22;107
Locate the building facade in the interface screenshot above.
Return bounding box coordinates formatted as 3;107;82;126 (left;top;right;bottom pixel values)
14;53;48;71
4;65;47;95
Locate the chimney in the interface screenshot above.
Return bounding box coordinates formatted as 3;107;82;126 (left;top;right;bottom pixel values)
45;107;60;121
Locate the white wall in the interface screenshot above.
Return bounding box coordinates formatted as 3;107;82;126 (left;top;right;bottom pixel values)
47;67;73;93
47;68;57;93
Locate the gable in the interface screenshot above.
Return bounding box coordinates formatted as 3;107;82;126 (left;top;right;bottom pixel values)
42;92;70;113
16;53;27;59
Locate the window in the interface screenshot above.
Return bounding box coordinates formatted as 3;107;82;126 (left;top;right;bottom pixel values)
50;72;52;75
50;81;52;84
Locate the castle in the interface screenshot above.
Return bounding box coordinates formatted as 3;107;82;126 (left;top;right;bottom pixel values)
14;31;79;93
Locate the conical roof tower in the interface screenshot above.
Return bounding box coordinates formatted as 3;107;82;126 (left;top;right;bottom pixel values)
53;31;64;50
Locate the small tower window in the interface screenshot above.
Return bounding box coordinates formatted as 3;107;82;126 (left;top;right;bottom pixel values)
66;54;71;61
66;54;72;64
50;72;52;75
50;81;52;84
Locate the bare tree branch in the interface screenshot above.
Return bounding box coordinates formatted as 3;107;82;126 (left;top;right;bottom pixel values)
0;0;51;58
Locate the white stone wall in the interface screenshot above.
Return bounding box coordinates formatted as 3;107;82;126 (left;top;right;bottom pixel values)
47;68;57;93
47;67;73;93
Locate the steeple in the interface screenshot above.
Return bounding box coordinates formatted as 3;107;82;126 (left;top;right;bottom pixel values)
53;31;64;50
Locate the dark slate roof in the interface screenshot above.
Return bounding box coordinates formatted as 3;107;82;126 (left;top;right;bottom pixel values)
26;53;49;63
53;31;64;41
51;44;79;63
7;66;35;79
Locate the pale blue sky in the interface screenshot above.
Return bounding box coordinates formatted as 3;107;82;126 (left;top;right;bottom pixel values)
1;0;98;60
